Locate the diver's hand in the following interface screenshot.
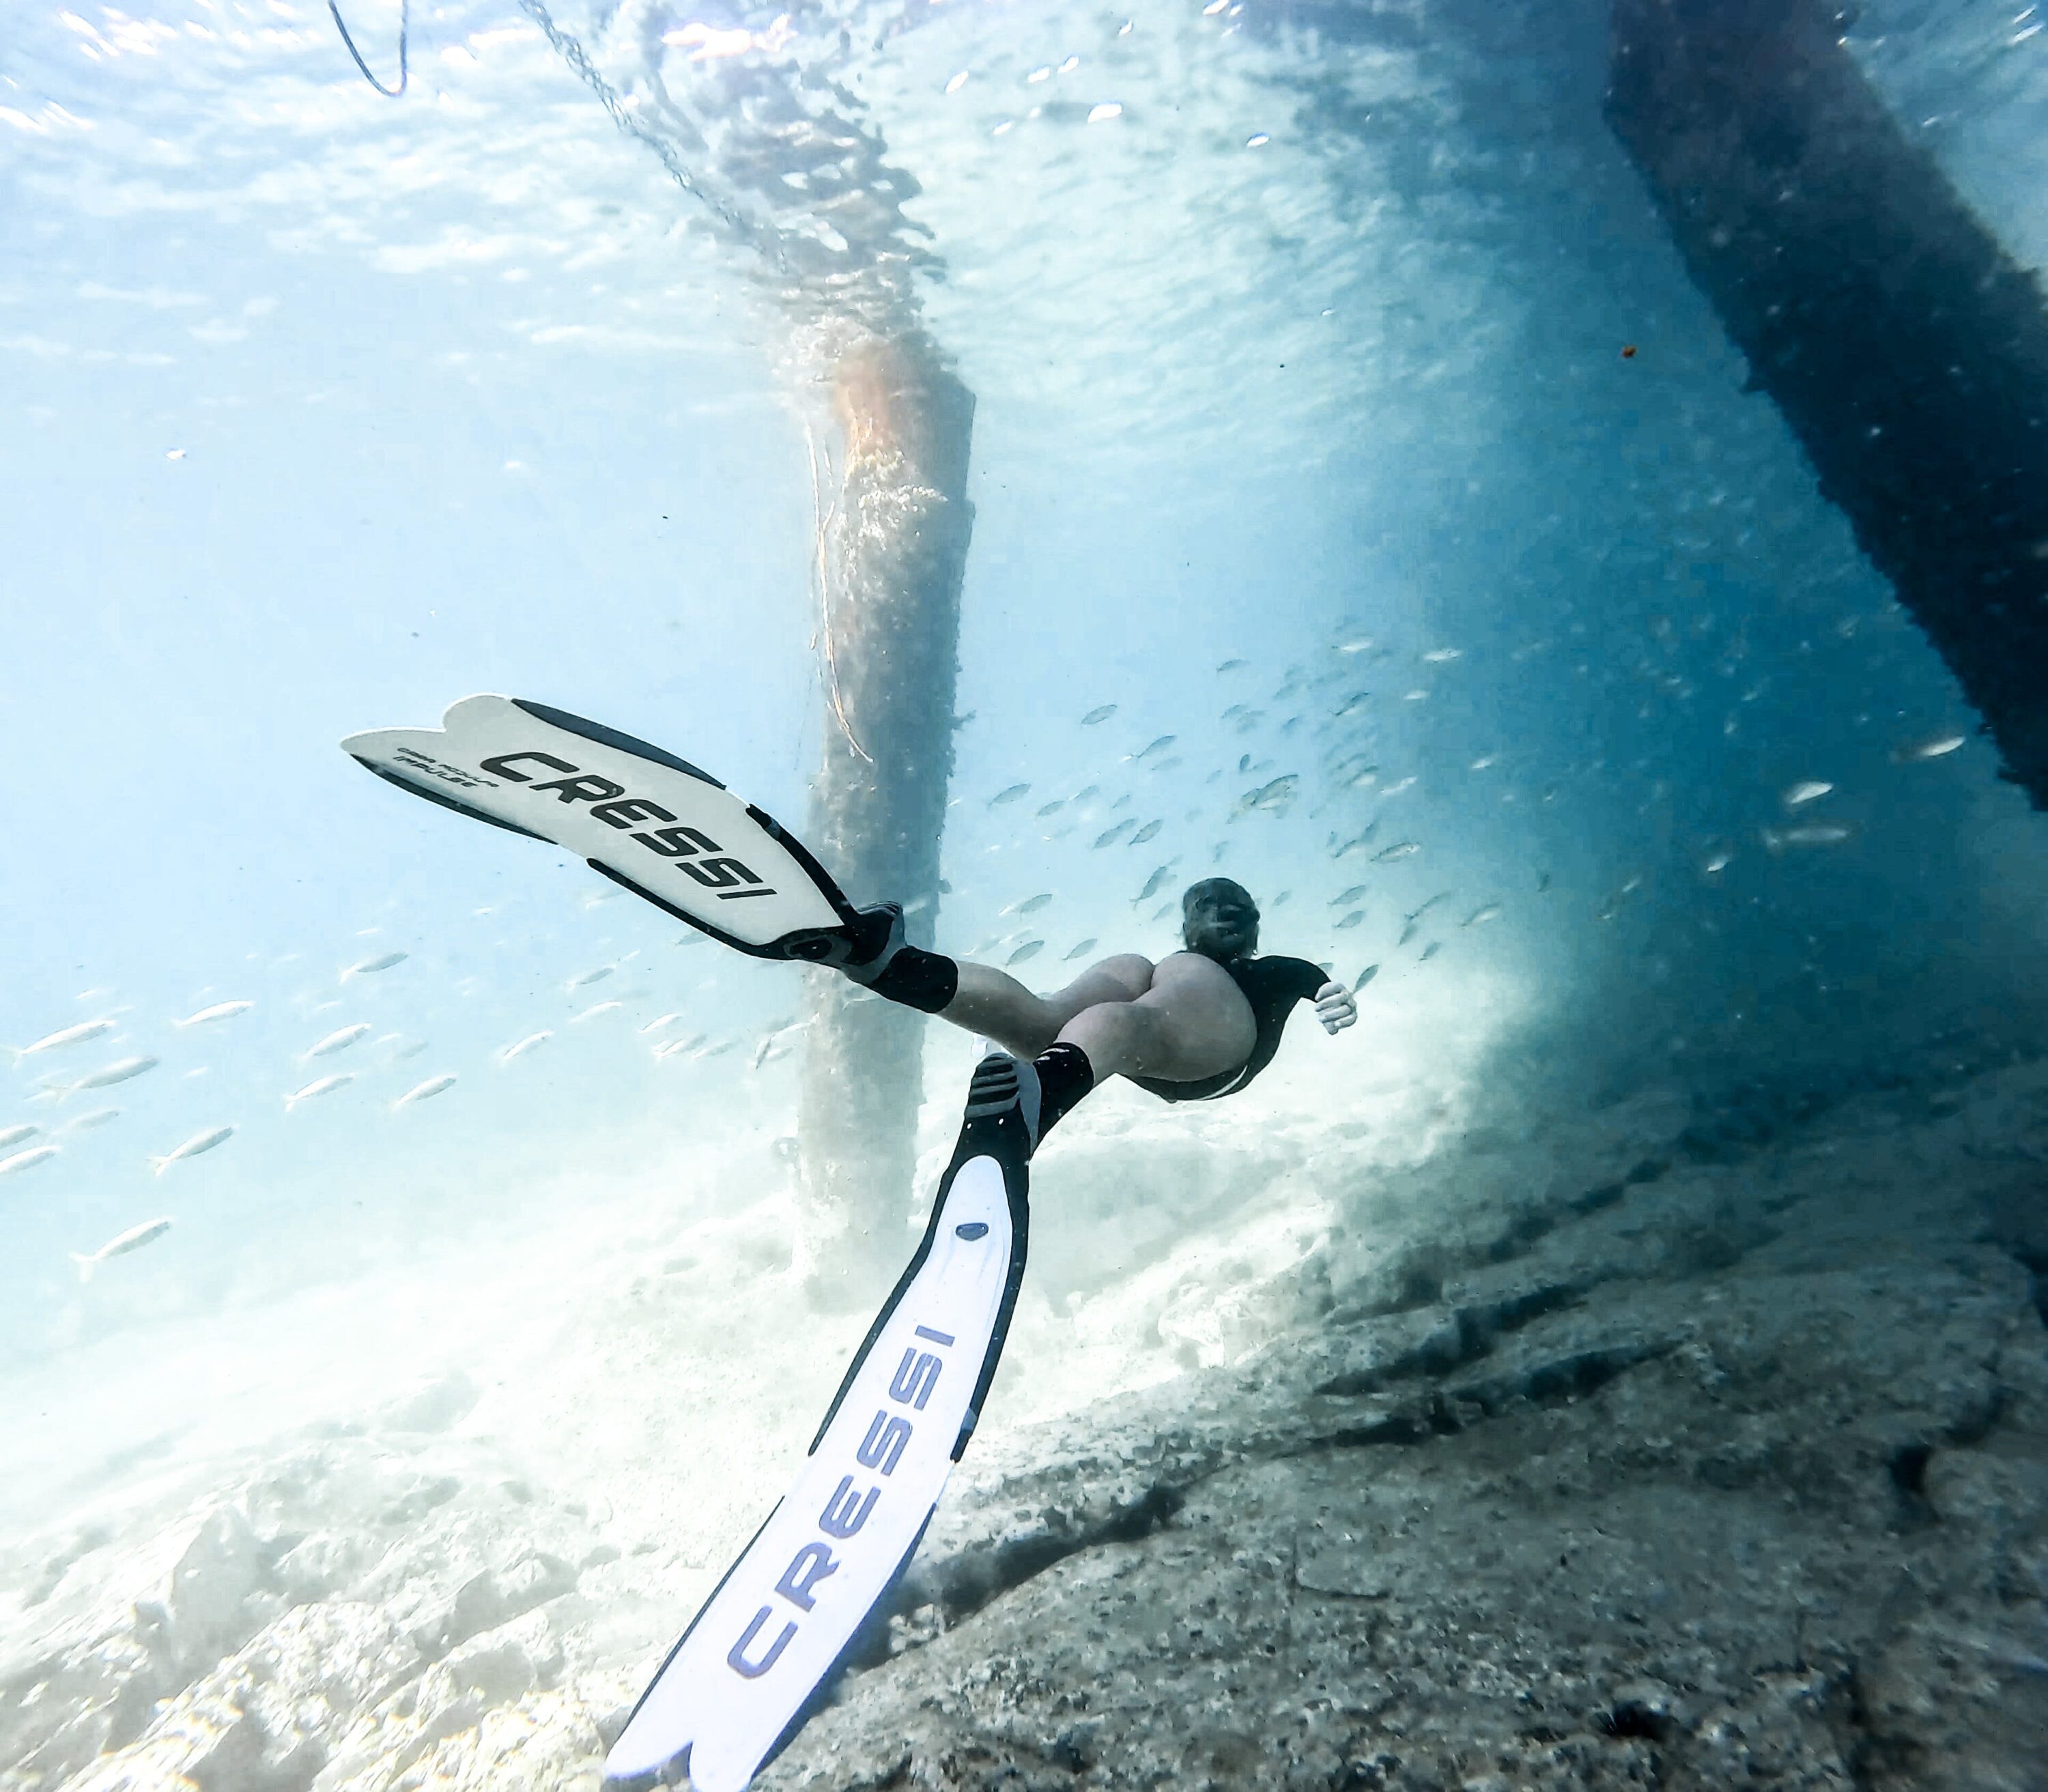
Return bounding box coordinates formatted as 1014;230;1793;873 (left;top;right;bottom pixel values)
1314;980;1356;1034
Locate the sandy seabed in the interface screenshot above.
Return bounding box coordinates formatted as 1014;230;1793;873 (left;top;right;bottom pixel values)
4;1011;2046;1792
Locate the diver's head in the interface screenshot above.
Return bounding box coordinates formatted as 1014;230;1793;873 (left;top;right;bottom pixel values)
1182;877;1260;963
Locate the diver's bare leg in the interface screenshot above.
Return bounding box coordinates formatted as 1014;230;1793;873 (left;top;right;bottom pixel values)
935;954;1153;1059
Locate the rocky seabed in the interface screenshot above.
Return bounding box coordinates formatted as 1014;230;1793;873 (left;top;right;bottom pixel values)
5;1044;2047;1792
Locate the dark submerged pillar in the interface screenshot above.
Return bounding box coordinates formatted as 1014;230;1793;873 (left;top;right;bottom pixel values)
794;335;976;1304
1607;0;2048;803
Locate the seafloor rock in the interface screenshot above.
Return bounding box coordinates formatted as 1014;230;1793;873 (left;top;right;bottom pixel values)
755;1062;2048;1790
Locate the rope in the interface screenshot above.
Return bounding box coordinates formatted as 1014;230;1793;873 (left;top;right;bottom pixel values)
328;0;408;98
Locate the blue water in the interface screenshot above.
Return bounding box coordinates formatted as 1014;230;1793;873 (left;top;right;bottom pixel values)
2;0;2047;1758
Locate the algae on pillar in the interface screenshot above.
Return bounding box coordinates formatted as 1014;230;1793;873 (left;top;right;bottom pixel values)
795;335;976;1303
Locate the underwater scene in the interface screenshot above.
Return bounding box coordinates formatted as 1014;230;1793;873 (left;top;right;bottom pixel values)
5;0;2048;1785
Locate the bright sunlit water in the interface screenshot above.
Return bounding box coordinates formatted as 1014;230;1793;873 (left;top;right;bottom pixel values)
4;1;2048;1787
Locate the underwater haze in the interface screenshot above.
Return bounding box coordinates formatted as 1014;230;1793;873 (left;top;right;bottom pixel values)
5;1;2048;1788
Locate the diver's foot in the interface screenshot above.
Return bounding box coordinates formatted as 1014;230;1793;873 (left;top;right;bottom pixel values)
785;902;959;1015
965;1041;1095;1159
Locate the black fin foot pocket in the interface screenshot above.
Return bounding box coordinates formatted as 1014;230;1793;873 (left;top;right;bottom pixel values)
964;1052;1042;1156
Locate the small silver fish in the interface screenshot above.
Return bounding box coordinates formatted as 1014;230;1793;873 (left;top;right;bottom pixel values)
1133;735;1176;762
174;999;253;1027
1462;902;1503;926
1130;819;1163;846
1397;919;1419;946
1016;893;1054;915
1217;657;1249;672
64;1108;120;1131
0;1123;39;1150
1761;823;1853;853
1081;704;1118;725
149;1126;233;1174
393;1075;456;1109
70;1055;158;1092
1701;847;1733;877
638;1014;684;1036
1137;864;1175;902
0;1143;59;1178
14;1019;117;1060
285;1073;353;1110
1062;938;1098;962
567;966;615;990
1892;732;1965;763
1234;776;1298;818
341;950;408;981
1092;820;1136;849
1421;647;1462;663
571;1000;624;1024
1782;780;1834;808
1331;885;1369;907
1072;784;1101;803
305;1023;371;1059
991;783;1032;806
1373;841;1420;863
1470;754;1498;771
1006;940;1045;967
1333;691;1370;719
1419;941;1442;961
1036;799;1066;818
1352;964;1379;992
1334;911;1365;930
71;1217;173;1282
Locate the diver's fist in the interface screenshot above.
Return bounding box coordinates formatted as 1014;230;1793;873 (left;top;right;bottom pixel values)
1313;980;1356;1034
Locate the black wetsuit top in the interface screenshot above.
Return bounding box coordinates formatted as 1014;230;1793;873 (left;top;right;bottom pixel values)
1130;953;1327;1104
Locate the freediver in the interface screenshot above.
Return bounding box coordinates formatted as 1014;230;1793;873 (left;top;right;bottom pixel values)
792;876;1359;1154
